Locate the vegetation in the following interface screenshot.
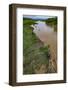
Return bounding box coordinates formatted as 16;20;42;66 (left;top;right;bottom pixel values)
45;17;57;32
45;17;57;25
23;18;36;26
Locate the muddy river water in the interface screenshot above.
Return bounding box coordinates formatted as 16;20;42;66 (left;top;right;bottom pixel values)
31;21;57;73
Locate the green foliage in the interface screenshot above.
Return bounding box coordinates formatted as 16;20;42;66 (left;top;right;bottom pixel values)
23;18;36;25
45;17;57;25
45;17;57;32
23;26;39;53
39;45;51;60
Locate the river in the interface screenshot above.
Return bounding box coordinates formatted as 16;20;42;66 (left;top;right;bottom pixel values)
31;21;57;73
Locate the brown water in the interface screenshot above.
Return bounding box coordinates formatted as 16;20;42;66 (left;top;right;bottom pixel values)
31;21;57;73
31;21;56;45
